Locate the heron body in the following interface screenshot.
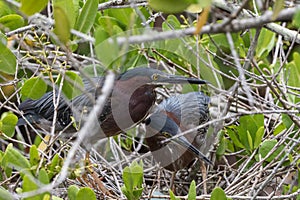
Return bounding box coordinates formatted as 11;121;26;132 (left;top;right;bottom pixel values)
18;67;207;149
145;92;211;171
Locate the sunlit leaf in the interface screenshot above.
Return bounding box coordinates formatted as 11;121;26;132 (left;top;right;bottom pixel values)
53;6;71;45
0;112;18;137
76;187;96;200
210;187;227;200
74;0;98;34
256;28;275;59
53;0;77;28
0;40;16;75
148;0;197;13
68;185;79;200
0;14;24;31
20;0;48;16
20;77;47;100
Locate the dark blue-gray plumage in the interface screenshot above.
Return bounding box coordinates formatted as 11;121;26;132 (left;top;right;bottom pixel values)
145;92;211;171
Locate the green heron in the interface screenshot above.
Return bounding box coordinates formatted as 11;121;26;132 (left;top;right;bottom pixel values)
145;92;211;172
18;67;207;148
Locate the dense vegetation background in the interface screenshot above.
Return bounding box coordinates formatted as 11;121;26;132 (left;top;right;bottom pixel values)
0;0;299;199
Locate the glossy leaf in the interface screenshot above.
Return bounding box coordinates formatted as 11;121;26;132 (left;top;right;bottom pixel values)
56;71;84;99
76;187;96;200
68;185;79;200
20;0;48;16
0;112;18;137
0;14;24;31
53;6;71;45
74;0;98;34
210;187;227;200
0;40;16;75
20;77;47;100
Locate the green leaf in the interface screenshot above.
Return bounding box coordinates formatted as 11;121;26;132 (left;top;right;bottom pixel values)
256;28;275;59
22;174;41;200
48;154;61;179
20;0;48;16
2;144;31;176
0;40;16;75
122;161;144;200
148;0;196;13
0;1;14;17
20;77;47;100
246;131;253;151
29;145;40;166
273;122;285;136
76;187;96;200
254;126;264;149
169;190;180;200
286;53;300;88
74;0;98;34
210;187;227;200
259;139;285;162
226;128;244;149
38;168;49;184
293;10;300;28
56;71;84;99
237;114;264;151
0;112;18;137
0;14;24;31
53;6;71;45
67;185;79;200
187;180;196;200
0;187;14;200
53;0;77;28
94;28;120;67
272;0;284;20
282;114;293;129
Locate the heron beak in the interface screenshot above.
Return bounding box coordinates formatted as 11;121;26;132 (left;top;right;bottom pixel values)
172;136;213;166
158;74;208;85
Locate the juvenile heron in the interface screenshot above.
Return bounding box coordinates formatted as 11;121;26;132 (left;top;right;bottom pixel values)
145;92;211;172
18;67;207;148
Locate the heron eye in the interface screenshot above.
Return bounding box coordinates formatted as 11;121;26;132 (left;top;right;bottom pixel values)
151;74;159;81
162;131;171;138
